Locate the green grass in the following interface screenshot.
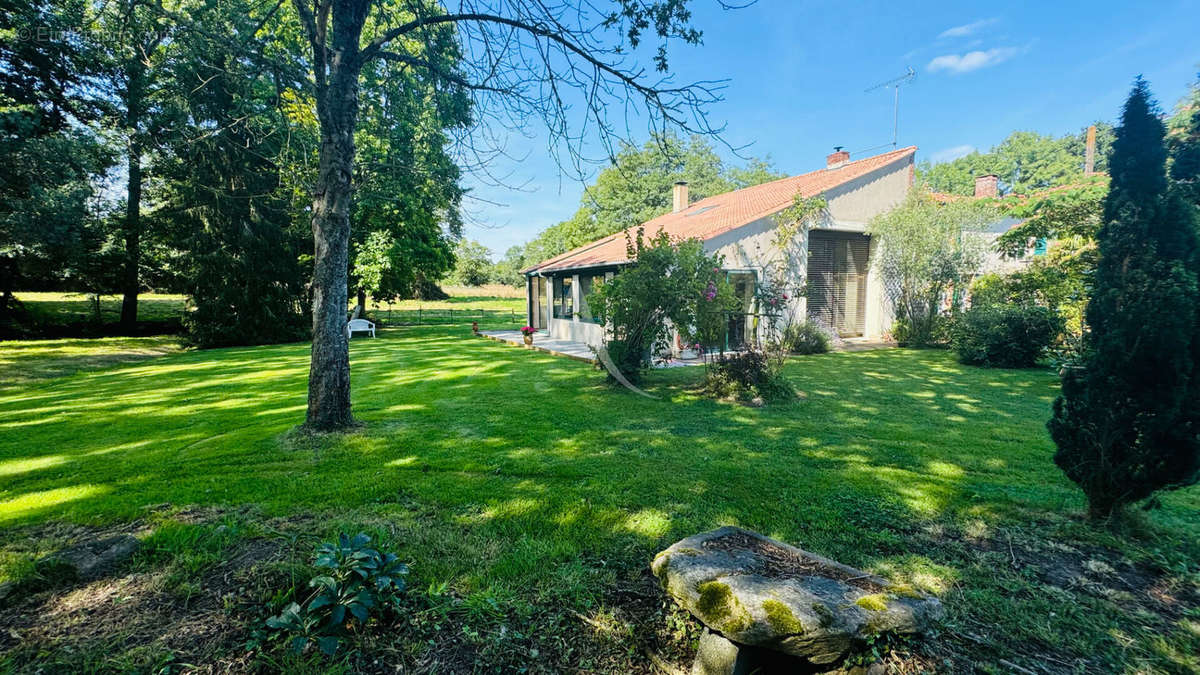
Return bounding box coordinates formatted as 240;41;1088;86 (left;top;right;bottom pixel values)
14;292;187;327
0;326;1196;672
0;335;182;387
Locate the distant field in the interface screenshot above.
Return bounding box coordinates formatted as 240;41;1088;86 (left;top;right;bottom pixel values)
8;292;187;338
6;286;525;337
368;284;525;326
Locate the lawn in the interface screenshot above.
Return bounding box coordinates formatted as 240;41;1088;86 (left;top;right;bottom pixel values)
0;326;1196;672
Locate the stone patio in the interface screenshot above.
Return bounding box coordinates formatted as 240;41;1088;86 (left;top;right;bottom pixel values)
479;330;707;368
479;330;895;366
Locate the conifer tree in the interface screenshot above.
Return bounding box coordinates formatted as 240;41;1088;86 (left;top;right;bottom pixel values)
1049;77;1200;521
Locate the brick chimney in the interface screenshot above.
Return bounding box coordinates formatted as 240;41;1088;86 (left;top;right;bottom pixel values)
974;174;999;198
672;181;689;213
826;147;850;169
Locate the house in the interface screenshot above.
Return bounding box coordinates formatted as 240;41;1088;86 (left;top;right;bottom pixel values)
520;146;919;349
932;175;1032;276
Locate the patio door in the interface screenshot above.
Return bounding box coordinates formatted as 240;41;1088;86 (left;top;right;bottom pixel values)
531;276;547;329
807;232;869;337
726;271;756;350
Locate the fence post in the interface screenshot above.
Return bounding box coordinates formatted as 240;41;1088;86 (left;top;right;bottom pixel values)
450;308;454;323
418;307;422;325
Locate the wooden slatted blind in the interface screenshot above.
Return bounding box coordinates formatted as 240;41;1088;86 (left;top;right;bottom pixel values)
807;232;870;337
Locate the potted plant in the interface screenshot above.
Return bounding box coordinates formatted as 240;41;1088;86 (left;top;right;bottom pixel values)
520;325;535;346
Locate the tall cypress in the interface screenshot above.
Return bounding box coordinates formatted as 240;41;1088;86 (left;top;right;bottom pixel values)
1049;78;1200;520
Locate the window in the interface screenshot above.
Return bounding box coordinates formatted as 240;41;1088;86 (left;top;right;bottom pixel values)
553;275;573;319
578;274;604;323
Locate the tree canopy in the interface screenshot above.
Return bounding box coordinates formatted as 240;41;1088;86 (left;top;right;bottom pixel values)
919;125;1115;196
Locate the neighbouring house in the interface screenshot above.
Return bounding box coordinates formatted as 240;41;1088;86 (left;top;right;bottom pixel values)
932;175;1033;276
520;146;918;350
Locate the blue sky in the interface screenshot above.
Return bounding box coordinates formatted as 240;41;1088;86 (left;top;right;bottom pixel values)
459;0;1200;258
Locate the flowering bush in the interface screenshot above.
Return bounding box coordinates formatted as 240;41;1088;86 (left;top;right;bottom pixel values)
589;232;735;381
520;325;535;337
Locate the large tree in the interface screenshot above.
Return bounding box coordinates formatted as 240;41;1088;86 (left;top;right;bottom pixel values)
156;0;311;347
1049;78;1200;521
349;37;470;311
290;0;731;430
0;0;113;316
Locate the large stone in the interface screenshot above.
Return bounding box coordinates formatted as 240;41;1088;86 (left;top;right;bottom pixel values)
652;527;942;666
41;534;141;581
691;628;806;675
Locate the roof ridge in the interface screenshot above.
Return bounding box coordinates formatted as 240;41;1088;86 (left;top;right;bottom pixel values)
523;146;917;274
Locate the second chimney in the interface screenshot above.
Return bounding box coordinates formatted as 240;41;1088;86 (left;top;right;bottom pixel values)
826;147;850;169
974;174;999;198
673;181;689;213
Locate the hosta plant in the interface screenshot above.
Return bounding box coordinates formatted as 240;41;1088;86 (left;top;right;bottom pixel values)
264;533;408;655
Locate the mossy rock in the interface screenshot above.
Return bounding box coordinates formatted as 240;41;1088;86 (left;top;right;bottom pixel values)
651;526;944;665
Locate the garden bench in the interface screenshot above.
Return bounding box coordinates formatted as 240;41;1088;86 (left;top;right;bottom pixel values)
346;318;375;338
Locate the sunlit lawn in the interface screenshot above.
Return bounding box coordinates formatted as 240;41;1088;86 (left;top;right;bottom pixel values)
0;326;1196;671
14;292;187;329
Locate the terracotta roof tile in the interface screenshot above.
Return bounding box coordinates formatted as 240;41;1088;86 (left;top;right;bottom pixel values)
524;146;917;274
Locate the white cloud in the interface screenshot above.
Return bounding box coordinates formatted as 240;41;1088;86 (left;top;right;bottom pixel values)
938;18;997;39
931;145;976;163
928;47;1019;74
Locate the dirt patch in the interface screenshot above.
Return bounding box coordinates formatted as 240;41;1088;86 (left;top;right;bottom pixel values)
0;519;286;673
972;531;1200;625
702;531;885;592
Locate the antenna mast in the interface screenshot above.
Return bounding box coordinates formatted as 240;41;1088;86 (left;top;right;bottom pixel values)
865;67;916;148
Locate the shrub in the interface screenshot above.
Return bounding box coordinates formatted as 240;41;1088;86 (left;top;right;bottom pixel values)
589;231;735;382
891;314;953;348
263;533;408;655
780;321;830;355
704;350;796;403
952;305;1062;368
1050;79;1200;521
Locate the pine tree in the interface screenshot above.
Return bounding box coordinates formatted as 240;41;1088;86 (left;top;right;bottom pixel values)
1049;78;1200;521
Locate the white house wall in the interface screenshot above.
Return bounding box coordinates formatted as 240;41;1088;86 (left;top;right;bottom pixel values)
706;155;912;339
528;154;914;344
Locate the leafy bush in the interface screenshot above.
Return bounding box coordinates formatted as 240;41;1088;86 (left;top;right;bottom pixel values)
263;533;408;656
704;349;796;403
951;305;1063;368
781;321;830;355
890;315;953;348
589;231;735;382
867;189;994;348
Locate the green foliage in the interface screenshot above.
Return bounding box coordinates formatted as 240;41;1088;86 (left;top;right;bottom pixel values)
970;263;1085;336
154;4;309;348
951;305;1062;368
1049;78;1200;520
588;231;734;381
919;125;1115;196
516;133;784;265
0;330;1197;672
703;349;796;403
449;239;495;287
780;321;830;355
867;190;994;347
492;245;529;288
349;38;469;302
263;533;408;656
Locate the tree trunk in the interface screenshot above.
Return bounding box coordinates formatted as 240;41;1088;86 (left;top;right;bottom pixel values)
120;61;145;329
304;6;368;431
353;287;366;319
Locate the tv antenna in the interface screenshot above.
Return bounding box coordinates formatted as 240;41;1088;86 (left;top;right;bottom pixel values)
864;67;916;148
